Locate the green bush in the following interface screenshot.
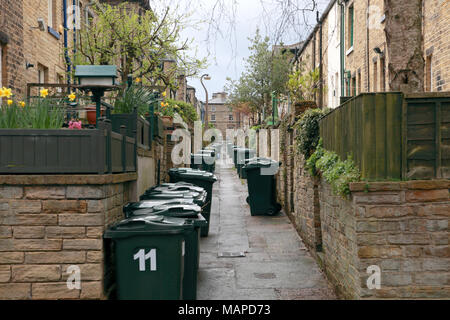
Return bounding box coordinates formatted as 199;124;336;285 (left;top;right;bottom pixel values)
161;99;198;125
307;140;361;198
294;108;325;159
113;85;153;116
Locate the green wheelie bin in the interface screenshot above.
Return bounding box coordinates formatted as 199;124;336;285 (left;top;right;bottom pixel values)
236;148;256;178
190;152;215;173
104;215;194;300
168;168;217;237
243;158;282;216
124;203;207;300
138;185;208;236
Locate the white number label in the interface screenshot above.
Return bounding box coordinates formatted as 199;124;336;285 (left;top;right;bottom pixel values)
134;249;157;272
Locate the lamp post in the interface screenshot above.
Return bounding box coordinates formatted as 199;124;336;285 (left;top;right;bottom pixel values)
200;74;211;127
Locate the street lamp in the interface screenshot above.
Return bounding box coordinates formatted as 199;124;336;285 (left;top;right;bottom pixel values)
200;74;211;127
75;65;118;127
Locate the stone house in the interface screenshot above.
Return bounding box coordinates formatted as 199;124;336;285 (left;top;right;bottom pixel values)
291;0;449;109
208;92;249;137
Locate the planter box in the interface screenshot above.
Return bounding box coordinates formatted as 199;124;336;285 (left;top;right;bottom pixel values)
110;113;150;149
0;120;136;174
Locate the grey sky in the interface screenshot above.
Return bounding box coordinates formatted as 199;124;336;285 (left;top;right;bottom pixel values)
153;0;331;101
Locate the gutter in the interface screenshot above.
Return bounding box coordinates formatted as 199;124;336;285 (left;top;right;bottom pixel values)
63;0;71;85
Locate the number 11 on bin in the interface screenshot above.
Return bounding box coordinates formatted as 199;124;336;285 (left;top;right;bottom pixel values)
134;249;157;272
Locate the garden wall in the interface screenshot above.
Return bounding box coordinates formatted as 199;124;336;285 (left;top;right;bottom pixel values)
319;179;449;299
0;173;136;300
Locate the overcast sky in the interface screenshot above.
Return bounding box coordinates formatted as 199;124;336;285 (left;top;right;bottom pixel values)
153;0;331;101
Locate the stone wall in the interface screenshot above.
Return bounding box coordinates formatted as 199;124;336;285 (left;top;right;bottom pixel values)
319;179;449;299
0;174;136;300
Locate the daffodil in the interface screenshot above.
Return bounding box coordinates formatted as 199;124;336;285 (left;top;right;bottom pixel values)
162;91;167;97
19;101;26;108
2;87;12;99
161;102;165;108
0;88;4;98
40;88;49;98
68;93;76;102
7;99;13;106
135;77;142;83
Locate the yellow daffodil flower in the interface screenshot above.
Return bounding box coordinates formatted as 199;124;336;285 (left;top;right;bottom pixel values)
162;91;167;97
68;93;76;102
19;101;26;108
40;88;49;98
135;77;142;83
2;87;12;99
0;88;4;98
7;99;13;106
161;102;165;108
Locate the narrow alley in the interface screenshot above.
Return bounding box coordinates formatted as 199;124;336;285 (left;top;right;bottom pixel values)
197;156;337;300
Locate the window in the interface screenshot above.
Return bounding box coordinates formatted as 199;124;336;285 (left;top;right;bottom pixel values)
48;0;57;30
380;57;386;91
229;114;234;121
211;106;216;112
210;114;216;122
357;71;361;95
38;64;49;90
425;55;432;92
348;5;354;49
373;60;378;92
352;76;356;97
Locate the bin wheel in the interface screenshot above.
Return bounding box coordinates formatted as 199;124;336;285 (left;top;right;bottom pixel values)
267;204;282;216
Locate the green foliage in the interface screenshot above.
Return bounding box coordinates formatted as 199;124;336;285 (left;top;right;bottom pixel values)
287;63;320;103
160;99;198;125
307;141;361;198
225;29;293;118
0;99;65;129
74;1;206;86
294;108;325;159
113;85;154;115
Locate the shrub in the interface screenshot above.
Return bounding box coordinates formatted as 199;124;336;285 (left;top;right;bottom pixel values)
113;85;153;115
294;108;325;159
307;140;361;198
161;99;198;125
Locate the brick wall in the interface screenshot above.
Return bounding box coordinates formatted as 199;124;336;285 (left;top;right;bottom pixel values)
0;174;136;300
0;0;24;94
319;180;449;299
423;0;450;92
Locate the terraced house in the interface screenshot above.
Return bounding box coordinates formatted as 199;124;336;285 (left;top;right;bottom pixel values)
291;0;450;109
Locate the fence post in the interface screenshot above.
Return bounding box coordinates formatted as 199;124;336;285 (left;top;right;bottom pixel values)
120;125;127;173
133;129;137;172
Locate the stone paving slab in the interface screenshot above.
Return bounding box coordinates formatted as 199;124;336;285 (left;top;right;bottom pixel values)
197;158;337;300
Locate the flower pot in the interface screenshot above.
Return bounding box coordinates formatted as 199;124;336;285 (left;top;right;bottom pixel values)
161;115;174;128
85;106;105;125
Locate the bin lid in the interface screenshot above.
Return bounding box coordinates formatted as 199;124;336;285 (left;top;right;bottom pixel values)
169;168;218;182
243;158;281;170
104;215;194;239
141;190;207;204
125;204;207;227
157;183;204;193
124;199;196;214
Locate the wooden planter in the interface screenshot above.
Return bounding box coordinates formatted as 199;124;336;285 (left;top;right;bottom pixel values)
110;113;150;149
0;120;136;174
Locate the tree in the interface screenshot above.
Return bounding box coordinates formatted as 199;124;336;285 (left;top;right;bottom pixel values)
225;30;293;124
73;1;206;88
287;62;320;103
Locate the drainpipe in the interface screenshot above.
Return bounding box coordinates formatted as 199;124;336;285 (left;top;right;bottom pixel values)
72;0;77;73
339;0;345;97
63;0;71;85
366;0;371;92
318;11;323;109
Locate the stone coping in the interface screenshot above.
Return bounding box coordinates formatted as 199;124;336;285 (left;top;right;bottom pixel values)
349;180;450;192
0;173;137;185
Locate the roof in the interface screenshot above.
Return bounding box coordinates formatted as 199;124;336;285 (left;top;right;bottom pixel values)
209;93;229;105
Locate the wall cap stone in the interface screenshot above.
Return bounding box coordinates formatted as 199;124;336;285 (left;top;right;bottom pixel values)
349;180;450;192
0;173;137;186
